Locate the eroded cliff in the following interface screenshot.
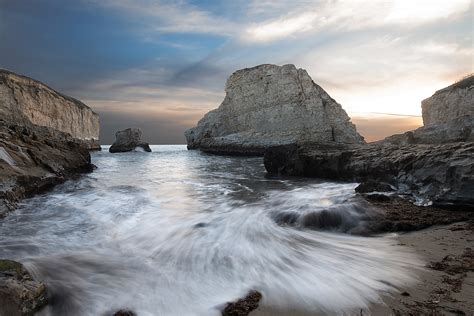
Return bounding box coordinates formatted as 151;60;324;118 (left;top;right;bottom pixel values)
0;69;100;149
422;75;473;125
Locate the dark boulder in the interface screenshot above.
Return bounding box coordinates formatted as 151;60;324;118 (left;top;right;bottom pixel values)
109;128;152;153
113;310;136;316
222;291;262;316
0;260;48;316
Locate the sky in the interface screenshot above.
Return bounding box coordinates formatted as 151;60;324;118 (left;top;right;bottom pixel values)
0;0;472;143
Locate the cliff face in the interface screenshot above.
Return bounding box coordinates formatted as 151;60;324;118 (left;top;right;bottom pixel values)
0;70;98;216
422;75;474;125
185;64;364;155
383;76;473;145
0;70;100;149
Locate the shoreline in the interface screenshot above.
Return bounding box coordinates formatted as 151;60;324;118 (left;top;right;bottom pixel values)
246;221;473;316
369;221;474;315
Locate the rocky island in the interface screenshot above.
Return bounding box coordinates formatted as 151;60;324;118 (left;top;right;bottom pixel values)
185;64;364;155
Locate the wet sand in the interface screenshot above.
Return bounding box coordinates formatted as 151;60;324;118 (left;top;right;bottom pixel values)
369;221;474;315
247;220;473;316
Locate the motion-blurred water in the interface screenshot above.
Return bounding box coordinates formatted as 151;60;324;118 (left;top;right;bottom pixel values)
0;145;421;315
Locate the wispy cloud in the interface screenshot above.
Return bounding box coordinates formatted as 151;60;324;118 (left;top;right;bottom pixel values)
242;0;471;43
1;0;471;143
87;0;237;36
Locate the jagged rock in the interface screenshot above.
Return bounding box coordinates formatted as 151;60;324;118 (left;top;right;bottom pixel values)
222;291;262;316
0;259;48;316
0;120;93;217
0;69;100;150
422;75;474;125
113;310;136;316
185;64;364;155
109;128;151;153
264;142;474;208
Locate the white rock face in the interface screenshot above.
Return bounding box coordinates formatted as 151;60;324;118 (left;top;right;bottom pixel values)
185;64;364;154
422;75;474;125
383;75;474;145
0;70;100;149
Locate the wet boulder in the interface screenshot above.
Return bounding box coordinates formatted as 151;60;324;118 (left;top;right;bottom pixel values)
109;128;152;153
222;291;262;316
0;260;48;316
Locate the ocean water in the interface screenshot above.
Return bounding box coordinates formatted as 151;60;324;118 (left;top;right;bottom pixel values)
0;145;421;316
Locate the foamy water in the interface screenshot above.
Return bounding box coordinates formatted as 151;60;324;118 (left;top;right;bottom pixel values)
0;145;422;315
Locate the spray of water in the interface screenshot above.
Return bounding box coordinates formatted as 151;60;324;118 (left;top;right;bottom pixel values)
0;146;422;315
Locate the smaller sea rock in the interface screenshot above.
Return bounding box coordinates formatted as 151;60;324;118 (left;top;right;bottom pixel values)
113;310;136;316
222;291;262;316
109;128;151;153
0;260;48;316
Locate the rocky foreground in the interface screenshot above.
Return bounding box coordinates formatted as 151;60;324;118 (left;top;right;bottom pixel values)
0;259;48;316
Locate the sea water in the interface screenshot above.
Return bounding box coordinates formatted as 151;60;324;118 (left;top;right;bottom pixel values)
0;145;421;315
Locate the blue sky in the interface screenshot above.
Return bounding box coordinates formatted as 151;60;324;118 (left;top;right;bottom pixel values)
1;0;472;143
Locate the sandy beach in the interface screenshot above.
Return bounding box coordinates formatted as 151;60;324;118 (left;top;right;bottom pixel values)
370;221;473;315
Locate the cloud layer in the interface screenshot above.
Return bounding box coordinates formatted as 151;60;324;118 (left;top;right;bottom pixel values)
1;0;472;143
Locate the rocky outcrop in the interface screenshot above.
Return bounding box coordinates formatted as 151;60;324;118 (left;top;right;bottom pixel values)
109;128;151;153
0;259;48;316
0;69;100;150
0;120;93;217
422;75;473;125
384;76;473;145
185;64;364;155
264;142;474;208
262;76;473;207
